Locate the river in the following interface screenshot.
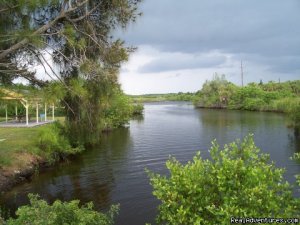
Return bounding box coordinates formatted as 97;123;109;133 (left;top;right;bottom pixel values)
1;102;300;224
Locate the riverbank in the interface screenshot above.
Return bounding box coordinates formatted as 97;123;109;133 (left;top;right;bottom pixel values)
0;125;49;192
0;154;44;192
0;117;81;193
0;108;144;193
194;104;286;113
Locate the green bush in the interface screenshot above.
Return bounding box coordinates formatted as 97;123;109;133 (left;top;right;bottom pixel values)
103;91;133;128
132;103;144;116
4;194;118;225
242;98;265;111
287;100;300;134
148;135;300;225
37;122;83;162
196;78;300;113
271;97;296;112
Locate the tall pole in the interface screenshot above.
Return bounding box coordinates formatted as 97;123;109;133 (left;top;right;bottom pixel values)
15;105;18;121
52;104;55;121
5;105;8;123
36;103;39;123
241;60;244;87
45;103;47;122
25;104;29;126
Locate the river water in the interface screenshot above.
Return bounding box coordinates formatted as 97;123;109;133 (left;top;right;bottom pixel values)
1;102;300;224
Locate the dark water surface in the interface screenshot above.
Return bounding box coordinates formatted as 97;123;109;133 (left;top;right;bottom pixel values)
1;102;300;224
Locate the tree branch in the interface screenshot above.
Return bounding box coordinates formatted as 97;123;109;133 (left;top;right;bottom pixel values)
0;0;89;60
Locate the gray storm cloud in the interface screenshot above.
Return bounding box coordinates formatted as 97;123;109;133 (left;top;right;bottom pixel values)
138;53;227;73
119;0;300;76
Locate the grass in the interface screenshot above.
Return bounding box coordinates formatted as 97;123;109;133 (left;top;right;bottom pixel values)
0;117;65;167
0;126;41;167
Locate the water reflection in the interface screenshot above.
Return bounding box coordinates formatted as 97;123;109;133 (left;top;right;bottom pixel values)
131;114;144;123
0;103;299;224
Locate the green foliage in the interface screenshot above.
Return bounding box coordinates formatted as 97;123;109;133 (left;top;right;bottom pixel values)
132;103;144;116
293;153;300;187
63;67;141;144
195;74;236;108
195;78;300;133
1;0;142;146
195;78;300;111
271;97;295;112
42;82;67;104
103;89;134;129
148;135;300;225
4;194;118;225
240;98;265;111
286;99;300;135
36;122;83;163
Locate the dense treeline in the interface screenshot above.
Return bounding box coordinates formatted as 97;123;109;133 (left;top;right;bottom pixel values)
194;74;300;111
194;75;300;134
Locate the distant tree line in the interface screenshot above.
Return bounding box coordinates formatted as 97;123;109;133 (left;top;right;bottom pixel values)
194;75;300;135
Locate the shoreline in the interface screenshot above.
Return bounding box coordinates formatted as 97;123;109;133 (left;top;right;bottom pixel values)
0;153;45;193
0;105;289;193
194;104;286;114
0;153;80;193
0;127;117;193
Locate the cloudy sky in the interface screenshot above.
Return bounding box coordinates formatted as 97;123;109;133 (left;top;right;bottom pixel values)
116;0;300;94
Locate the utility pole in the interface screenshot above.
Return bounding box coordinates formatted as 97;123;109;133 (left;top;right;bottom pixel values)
241;60;244;87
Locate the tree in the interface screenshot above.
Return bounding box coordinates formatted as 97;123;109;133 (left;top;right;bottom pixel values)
195;74;236;108
148;135;300;225
0;0;142;144
0;0;141;78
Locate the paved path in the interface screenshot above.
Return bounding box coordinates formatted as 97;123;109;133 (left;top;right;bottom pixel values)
0;120;54;128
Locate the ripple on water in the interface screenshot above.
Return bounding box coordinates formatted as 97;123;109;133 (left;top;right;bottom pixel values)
1;102;300;225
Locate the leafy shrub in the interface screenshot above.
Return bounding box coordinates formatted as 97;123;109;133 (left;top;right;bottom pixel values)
287;99;300;134
4;194;118;225
37;122;83;162
148;135;300;225
196;77;300;113
103;91;133;128
195;74;236;108
271;97;297;112
242;98;265;111
132;103;144;116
